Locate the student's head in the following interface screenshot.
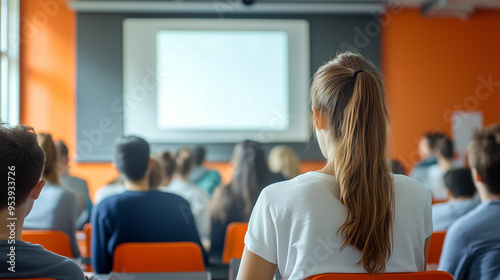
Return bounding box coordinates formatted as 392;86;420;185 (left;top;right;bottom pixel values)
443;168;476;199
175;148;195;179
268;145;301;179
310;51;393;273
148;157;164;189
157;151;176;186
391;159;406;175
0;125;46;215
468;124;500;196
194;146;206;166
113;136;151;182
55;140;69;165
37;133;61;185
419;132;446;159
435;136;454;161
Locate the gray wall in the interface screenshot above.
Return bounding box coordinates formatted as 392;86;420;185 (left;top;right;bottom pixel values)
76;13;380;162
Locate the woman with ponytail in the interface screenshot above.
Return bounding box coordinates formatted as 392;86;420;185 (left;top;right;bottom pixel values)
237;52;432;279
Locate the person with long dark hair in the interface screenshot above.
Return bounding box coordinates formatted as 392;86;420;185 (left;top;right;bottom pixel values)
209;140;276;260
237;52;432;279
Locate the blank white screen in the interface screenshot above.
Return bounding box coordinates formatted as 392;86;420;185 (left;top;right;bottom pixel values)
156;30;289;131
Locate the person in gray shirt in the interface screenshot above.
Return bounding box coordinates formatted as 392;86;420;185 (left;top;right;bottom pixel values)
23;133;80;258
56;140;93;229
0;124;85;279
432;168;479;231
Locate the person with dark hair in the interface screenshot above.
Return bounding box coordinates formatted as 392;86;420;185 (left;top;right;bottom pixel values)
55;140;93;230
209;140;278;261
391;159;407;175
162;148;210;241
410;132;447;192
237;52;432;279
156;150;176;187
0;125;86;279
24;133;80;258
189;146;222;196
432;168;479;231
427;137;456;199
91;136;206;273
439;124;500;280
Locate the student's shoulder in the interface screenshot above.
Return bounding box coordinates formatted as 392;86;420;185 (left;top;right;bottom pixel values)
448;203;488;236
154;190;192;205
393;174;432;198
18;242;85;279
260;172;327;204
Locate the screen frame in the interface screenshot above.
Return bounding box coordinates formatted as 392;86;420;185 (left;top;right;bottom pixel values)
123;18;310;143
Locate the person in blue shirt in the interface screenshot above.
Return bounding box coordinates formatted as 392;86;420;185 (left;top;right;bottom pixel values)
439;124;500;280
189;146;222;196
432;168;479;231
91;136;206;274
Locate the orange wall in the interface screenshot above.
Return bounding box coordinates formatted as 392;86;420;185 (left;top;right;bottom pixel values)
20;3;500;199
382;9;500;170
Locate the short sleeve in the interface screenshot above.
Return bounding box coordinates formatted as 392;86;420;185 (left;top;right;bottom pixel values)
424;189;433;238
244;189;278;264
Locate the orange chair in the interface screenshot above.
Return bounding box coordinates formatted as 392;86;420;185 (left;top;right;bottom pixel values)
428;231;447;265
308;271;453;280
22;230;73;258
83;223;92;257
112;242;205;273
432;199;449;205
222;222;248;264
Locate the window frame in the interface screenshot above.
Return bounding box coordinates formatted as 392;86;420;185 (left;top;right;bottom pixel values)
0;0;20;125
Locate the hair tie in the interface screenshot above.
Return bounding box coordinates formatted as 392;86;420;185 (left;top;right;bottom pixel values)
353;70;364;79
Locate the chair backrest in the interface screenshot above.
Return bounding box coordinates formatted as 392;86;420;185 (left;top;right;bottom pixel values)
83;223;92;257
308;271;454;280
222;222;248;264
22;230;73;258
428;231;447;265
113;242;205;273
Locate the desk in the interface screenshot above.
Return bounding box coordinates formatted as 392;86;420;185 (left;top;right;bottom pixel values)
88;272;211;280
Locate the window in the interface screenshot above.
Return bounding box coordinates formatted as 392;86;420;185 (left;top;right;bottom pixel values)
0;0;19;125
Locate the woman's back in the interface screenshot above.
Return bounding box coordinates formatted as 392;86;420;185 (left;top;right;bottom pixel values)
24;183;80;257
245;172;432;279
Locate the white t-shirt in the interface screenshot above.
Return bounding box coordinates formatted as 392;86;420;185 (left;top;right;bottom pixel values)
161;179;210;241
245;172;433;280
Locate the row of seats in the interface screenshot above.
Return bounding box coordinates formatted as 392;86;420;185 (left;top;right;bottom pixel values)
18;225;450;279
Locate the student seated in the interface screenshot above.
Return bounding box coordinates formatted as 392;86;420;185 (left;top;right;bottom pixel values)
268;145;301;180
24;133;80;258
91;136;205;274
432;168;479;231
156;150;176;188
439;124;500;280
189;146;222;196
427;137;456;199
237;52;432;279
56;140;93;230
162;148;210;242
410;132;446;188
0;125;85;279
209;140;280;261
